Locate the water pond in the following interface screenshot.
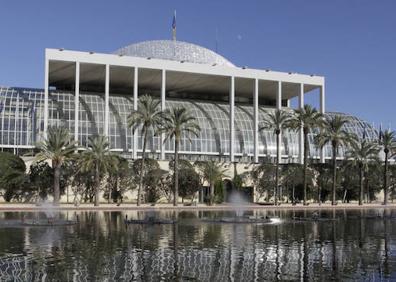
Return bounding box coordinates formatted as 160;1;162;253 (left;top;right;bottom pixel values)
0;209;395;281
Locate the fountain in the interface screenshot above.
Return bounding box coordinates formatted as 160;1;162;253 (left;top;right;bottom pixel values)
0;203;77;228
202;190;274;224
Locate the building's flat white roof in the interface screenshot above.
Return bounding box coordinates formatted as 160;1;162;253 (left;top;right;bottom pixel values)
46;48;324;100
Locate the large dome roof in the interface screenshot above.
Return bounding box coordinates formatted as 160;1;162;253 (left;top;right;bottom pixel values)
114;40;235;67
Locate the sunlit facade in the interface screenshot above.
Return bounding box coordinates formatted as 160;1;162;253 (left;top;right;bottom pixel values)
0;40;377;162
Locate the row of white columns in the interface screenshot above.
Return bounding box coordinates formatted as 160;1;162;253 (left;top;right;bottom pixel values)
43;62;325;163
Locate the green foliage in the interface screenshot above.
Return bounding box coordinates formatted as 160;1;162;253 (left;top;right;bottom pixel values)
0;152;27;202
144;168;168;203
78;135;118;206
214;180;224;203
29;161;64;200
161;106;201;205
128;94;163;205
195;161;226;205
232;174;243;191
104;156;135;203
178;168;200;200
168;159;193;171
35;126;76;203
251;164;276;201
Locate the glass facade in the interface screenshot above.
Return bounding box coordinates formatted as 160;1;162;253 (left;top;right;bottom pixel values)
0;87;378;160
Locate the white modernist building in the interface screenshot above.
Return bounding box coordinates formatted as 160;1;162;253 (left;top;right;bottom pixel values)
0;40;377;164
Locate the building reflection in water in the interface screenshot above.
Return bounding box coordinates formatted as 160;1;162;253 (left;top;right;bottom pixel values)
0;209;395;281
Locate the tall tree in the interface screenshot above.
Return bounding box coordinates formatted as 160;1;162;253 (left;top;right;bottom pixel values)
36;126;76;204
161;107;200;206
0;152;28;202
128;94;163;206
195;161;227;205
380;130;396;205
251;163;277;203
260;109;291;205
288;105;323;205
78;135;118;206
348;139;380;205
315;115;354;205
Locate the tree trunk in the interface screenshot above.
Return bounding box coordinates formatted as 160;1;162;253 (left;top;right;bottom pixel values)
331;143;337;205
303;131;309;205
94;164;100;206
275;131;280;206
173;138;179;206
137;129;148;206
359;165;364;206
53;162;61;205
318;183;322;206
292;182;295;205
210;183;214;206
384;150;389;205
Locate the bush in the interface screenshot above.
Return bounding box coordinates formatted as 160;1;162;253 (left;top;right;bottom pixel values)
214;180;224;203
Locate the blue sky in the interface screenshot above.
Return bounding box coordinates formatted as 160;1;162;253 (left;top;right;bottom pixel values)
0;0;395;127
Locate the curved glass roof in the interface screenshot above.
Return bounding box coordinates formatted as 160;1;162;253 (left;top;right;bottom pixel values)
114;40;235;67
0;87;378;161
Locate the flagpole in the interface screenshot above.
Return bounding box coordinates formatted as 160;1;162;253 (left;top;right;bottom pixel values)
172;10;177;41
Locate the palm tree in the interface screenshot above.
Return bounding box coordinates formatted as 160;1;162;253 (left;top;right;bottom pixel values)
78;135;118;206
161;107;200;206
128;94;163;206
288;105;323;205
36;126;76;204
260;109;291;205
348;139;380;205
315;115;354;205
195;161;227;205
380;130;396;205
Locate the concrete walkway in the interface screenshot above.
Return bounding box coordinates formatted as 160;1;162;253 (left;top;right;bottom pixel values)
1;202;396;211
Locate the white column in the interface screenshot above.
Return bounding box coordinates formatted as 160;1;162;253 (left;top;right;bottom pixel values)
104;64;110;137
133;67;138;159
320;84;326;163
253;79;259;163
277;81;282;162
161;69;166;160
298;84;304;164
276;81;282;109
229;76;235;162
74;62;80;144
43;59;49;140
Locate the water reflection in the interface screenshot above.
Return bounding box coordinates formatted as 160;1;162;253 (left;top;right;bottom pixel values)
0;209;395;281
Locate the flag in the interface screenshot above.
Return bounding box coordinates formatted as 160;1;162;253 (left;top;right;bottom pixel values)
172;10;176;41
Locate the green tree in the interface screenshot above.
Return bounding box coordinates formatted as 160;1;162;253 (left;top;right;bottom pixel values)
380;130;396;205
315;115;354;205
348;139;380;205
178;168;200;203
260;109;291;205
144;167;168;204
128;94;163;206
29;161;55;201
0;152;27;202
161;107;200;206
105;156;135;204
312;163;332;204
195;161;226;205
78;135;118;206
288;105;323;205
35;126;76;204
214;180;224;203
251;163;276;202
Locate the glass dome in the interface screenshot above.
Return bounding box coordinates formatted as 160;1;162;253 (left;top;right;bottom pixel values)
114;40;235;67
